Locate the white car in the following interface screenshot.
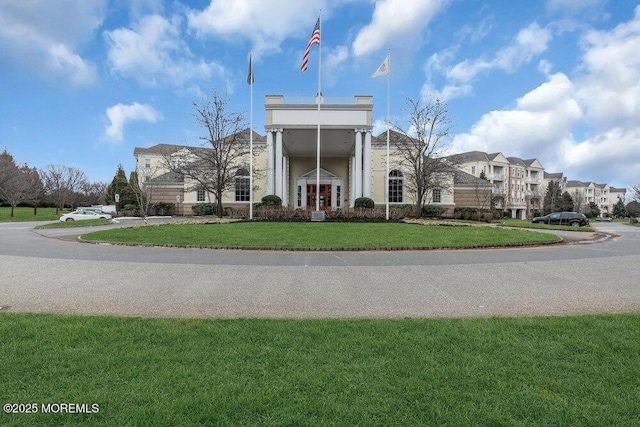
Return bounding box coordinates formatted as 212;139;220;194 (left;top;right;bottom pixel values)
59;209;112;222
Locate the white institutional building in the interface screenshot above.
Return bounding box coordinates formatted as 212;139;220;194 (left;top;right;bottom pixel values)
134;94;480;215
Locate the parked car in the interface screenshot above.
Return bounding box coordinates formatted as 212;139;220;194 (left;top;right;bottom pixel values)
531;212;589;227
59;209;112;222
78;207;104;214
595;216;612;222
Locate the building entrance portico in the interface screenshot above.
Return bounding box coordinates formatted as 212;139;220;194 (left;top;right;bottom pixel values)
264;95;373;210
296;168;342;210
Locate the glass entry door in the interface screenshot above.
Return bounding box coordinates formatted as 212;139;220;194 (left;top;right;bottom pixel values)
307;184;332;209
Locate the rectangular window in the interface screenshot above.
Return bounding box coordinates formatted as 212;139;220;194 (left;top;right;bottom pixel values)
389;179;403;203
197;189;206;202
145;159;151;169
297;185;302;207
336;186;341;207
432;188;442;203
471;166;476;175
235;178;250;202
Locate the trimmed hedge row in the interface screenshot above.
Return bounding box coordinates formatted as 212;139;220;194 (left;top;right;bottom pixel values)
453;207;493;222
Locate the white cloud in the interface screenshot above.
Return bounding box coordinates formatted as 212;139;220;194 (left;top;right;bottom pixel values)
447;23;552;84
105;103;162;142
452;73;582;159
187;0;325;59
372;119;388;137
421;83;473;102
575;6;640;129
452;7;640;187
352;0;449;57
323;45;350;86
561;127;640;186
0;0;105;85
105;14;224;87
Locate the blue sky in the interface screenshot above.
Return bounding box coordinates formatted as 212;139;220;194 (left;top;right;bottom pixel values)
1;0;639;190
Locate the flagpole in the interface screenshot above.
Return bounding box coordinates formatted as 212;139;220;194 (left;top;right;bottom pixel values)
315;10;322;212
248;52;254;219
385;52;391;221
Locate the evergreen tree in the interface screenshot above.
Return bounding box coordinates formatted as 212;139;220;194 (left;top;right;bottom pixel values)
560;191;574;211
106;165;134;211
612;198;626;218
543;181;562;214
586;202;600;218
626;201;640;218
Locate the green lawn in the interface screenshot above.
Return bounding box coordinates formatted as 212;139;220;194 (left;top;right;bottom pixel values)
81;221;560;249
496;218;594;232
1;313;638;426
0;206;66;222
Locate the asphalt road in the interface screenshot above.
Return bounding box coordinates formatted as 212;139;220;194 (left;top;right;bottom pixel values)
1;219;639;318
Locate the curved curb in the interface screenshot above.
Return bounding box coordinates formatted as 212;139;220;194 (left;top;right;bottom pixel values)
77;235;563;252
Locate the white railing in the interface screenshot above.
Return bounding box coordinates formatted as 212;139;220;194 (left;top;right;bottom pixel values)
267;95;371;105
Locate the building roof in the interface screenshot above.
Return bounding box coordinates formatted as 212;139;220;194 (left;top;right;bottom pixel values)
544;172;564;179
452;169;493;188
133;143;187;156
448;151;491;163
506;157;526;167
133;128;265;156
145;171;184;185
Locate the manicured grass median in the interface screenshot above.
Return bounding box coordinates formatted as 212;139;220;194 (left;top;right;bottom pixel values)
1;313;638;425
81;221;560;249
0;207;65;222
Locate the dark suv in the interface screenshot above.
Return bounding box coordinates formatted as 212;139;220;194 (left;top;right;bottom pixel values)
531;212;590;227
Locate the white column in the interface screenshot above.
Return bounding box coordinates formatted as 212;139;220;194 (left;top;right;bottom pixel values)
282;155;289;207
354;129;363;199
363;130;372;198
266;130;274;195
275;129;283;199
350;155;356;208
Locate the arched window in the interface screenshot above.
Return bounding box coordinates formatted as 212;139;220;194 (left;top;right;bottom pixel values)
388;169;403;203
235;168;250;202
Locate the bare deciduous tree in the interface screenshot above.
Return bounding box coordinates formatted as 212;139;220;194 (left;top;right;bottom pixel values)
390;96;454;217
164;90;250;217
129;170;154;218
80;181;108;207
571;189;586;213
40;165;88;213
0;150;43;217
631;184;640;203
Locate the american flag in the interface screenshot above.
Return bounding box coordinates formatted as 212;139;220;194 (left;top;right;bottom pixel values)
300;17;320;73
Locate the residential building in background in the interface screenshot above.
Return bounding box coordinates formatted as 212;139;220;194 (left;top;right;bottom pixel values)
450;151;543;219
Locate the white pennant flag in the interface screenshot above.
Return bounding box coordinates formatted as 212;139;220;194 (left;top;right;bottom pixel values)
372;54;389;78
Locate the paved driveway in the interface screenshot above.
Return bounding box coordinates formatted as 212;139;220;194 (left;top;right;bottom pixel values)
1;220;639;318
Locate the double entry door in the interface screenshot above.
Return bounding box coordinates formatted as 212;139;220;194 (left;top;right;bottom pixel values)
306;184;331;209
